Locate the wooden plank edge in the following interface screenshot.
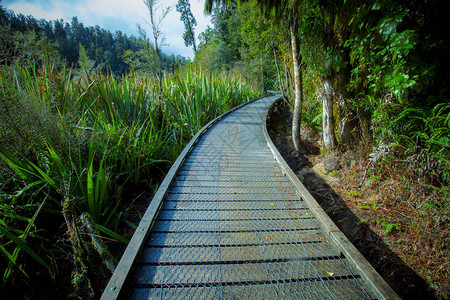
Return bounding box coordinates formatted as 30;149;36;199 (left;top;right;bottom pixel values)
101;93;271;299
262;94;400;300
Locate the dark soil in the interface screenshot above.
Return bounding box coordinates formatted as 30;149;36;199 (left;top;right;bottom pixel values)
266;99;438;299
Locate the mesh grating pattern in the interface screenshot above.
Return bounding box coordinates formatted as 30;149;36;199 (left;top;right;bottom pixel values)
124;96;378;299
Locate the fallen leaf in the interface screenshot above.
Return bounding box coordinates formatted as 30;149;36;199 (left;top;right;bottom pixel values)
270;203;274;206
326;272;334;276
265;236;269;241
272;232;278;236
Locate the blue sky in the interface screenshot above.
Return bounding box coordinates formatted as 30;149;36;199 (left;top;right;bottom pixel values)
2;0;212;59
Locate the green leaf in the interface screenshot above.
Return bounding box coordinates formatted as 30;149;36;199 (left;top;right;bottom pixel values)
0;244;28;278
0;225;51;288
95;224;129;244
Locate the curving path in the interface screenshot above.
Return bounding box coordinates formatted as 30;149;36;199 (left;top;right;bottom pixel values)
102;93;398;299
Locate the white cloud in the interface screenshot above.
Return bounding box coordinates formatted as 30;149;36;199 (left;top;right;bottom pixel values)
3;0;211;58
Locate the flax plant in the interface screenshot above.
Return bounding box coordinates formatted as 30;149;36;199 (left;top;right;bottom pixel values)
163;66;261;138
0;60;260;293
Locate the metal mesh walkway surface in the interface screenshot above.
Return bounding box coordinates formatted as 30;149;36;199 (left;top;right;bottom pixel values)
102;93;398;299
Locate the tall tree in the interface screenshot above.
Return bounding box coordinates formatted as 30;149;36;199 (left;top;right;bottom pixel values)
122;27;159;74
287;1;303;153
176;0;197;52
318;0;354;149
143;0;171;86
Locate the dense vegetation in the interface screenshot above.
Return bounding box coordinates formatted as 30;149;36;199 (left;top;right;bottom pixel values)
0;0;449;298
0;7;189;74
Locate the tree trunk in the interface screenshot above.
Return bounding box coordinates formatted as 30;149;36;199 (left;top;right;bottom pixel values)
338;103;358;147
260;54;265;94
282;59;291;96
271;41;284;96
290;19;302;152
322;77;337;149
335;52;358;147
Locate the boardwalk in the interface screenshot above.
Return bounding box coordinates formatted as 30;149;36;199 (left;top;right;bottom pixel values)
102;93;398;299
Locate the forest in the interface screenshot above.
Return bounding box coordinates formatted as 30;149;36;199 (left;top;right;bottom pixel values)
0;0;448;299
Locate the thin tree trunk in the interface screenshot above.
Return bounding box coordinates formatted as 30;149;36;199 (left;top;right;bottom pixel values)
322;77;337;149
284;60;292;98
260;54;265;94
271;41;284;96
290;19;302;152
335;56;358;147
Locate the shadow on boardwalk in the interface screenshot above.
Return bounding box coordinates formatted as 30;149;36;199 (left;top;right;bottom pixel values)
266;100;436;300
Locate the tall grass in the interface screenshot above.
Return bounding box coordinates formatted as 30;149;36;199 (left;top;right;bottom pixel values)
163;66;259;138
0;61;261;295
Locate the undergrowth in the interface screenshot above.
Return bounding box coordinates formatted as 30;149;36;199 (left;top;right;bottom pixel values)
269;99;449;299
339;140;450;299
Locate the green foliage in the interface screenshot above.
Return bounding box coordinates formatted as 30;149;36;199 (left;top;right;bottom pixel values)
0;27;60;66
122;29;159;75
346;189;361;198
0;196;52;289
301;103;322;131
376;218;401;235
164;66;260;139
194;5;242;73
75;43;101;80
0;11;188;75
346;14;419;101
395;103;450;183
342;4;450;186
0;53;259;292
176;0;197;52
